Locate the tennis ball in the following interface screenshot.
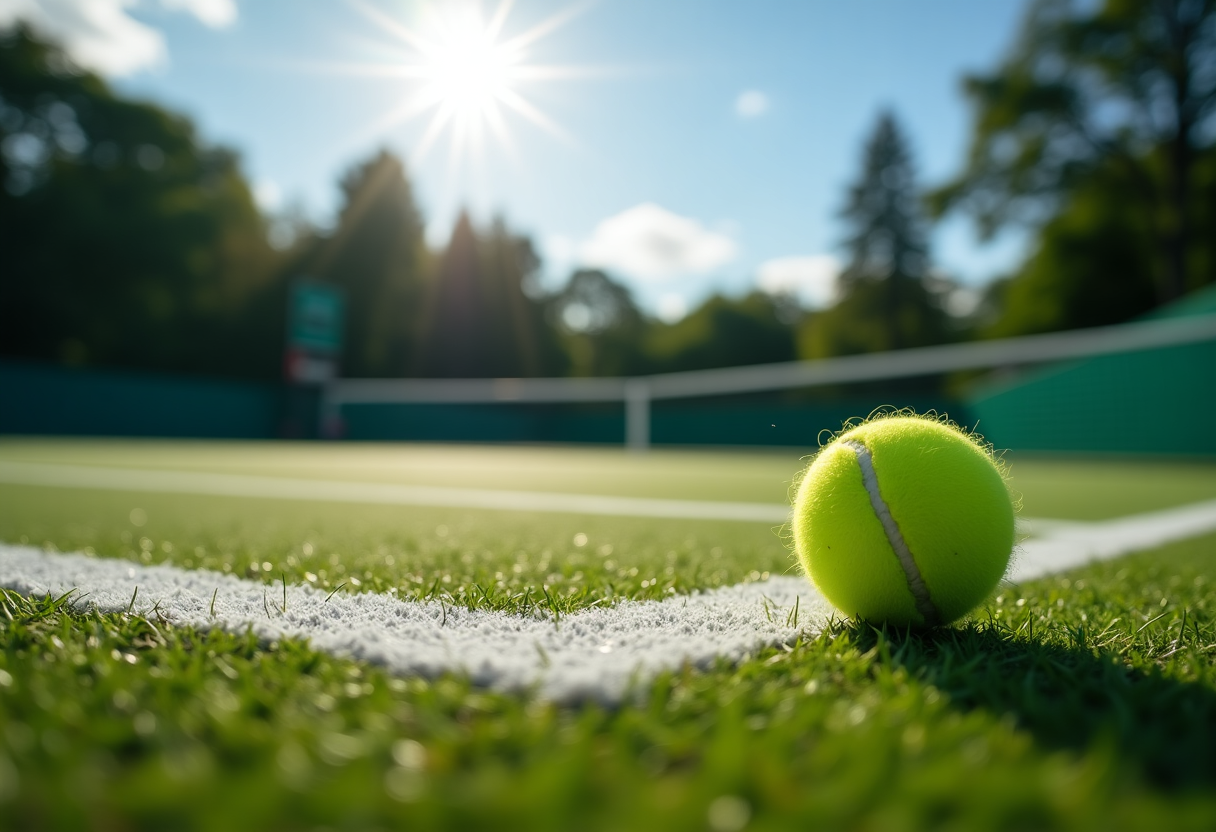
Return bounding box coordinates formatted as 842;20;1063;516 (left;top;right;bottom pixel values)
792;415;1014;627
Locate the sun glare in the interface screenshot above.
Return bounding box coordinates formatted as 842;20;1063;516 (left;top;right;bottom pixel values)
421;16;515;115
348;0;584;165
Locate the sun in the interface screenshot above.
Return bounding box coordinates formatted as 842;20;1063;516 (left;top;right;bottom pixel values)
419;12;516;116
349;0;583;163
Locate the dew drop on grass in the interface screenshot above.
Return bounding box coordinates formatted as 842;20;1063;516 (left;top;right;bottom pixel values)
391;739;427;771
317;733;363;765
707;795;751;832
112;690;136;712
133;712;156;737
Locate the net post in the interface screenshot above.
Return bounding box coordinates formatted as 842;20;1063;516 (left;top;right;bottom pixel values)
624;379;651;452
318;382;342;440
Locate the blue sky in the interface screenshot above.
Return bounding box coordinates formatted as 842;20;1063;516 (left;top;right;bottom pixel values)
11;0;1031;318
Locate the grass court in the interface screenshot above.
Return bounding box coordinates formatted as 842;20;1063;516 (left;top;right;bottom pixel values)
1;438;1215;831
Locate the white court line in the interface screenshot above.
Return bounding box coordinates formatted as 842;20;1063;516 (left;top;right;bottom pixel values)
2;499;1215;702
0;460;1080;532
0;544;829;703
1008;498;1216;582
0;461;790;523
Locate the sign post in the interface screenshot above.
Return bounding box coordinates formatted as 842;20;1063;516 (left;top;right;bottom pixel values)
284;281;344;437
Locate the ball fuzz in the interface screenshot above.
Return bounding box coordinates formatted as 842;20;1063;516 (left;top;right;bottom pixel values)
792;415;1014;627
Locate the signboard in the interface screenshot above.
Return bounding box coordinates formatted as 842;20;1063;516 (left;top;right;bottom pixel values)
288;282;344;355
285;281;344;385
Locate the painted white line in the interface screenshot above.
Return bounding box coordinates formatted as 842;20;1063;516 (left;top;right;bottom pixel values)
1008;498;1216;582
0;461;790;524
0;460;1062;532
0;544;827;704
1;499;1213;702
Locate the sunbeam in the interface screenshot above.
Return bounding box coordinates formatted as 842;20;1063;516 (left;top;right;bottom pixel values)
347;0;586;167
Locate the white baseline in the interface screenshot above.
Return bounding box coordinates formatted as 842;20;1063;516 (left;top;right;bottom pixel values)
1;499;1214;703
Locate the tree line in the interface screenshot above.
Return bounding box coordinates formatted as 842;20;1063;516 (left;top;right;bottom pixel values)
2;0;1213;382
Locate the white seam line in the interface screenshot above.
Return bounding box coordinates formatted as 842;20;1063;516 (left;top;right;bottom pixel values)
841;440;940;626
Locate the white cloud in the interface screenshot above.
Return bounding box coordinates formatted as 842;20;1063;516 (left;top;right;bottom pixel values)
580;203;737;282
756;255;840;309
161;0;237;28
735;90;769;118
0;0;238;78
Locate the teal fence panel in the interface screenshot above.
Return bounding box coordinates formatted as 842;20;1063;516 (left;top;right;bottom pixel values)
967;340;1216;456
967;286;1216;457
0;361;287;438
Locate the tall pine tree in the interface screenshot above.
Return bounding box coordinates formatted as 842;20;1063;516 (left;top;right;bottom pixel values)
301;151;427;377
803;111;950;358
414;213;562;377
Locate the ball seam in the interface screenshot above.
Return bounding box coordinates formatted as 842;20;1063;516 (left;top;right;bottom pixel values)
841;440;940;626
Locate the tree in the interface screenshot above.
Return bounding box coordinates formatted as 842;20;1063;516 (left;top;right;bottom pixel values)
475;217;566;377
984;163;1162;336
414;213;562;378
298;150;427;378
931;0;1216;308
0;26;281;378
803;111;950;358
547;269;647;377
646;292;798;373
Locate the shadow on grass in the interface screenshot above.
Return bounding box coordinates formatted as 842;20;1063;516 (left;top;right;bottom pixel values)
843;618;1216;790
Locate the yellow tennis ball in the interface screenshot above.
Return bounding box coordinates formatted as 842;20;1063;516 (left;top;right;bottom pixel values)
792;415;1014;627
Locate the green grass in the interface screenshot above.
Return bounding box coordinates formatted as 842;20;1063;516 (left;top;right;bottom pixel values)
0;439;809;502
1;440;1215;831
0;485;792;613
1006;456;1216;520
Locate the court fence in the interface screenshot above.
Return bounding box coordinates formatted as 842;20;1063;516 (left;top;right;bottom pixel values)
4;289;1213;456
327;295;1216;456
